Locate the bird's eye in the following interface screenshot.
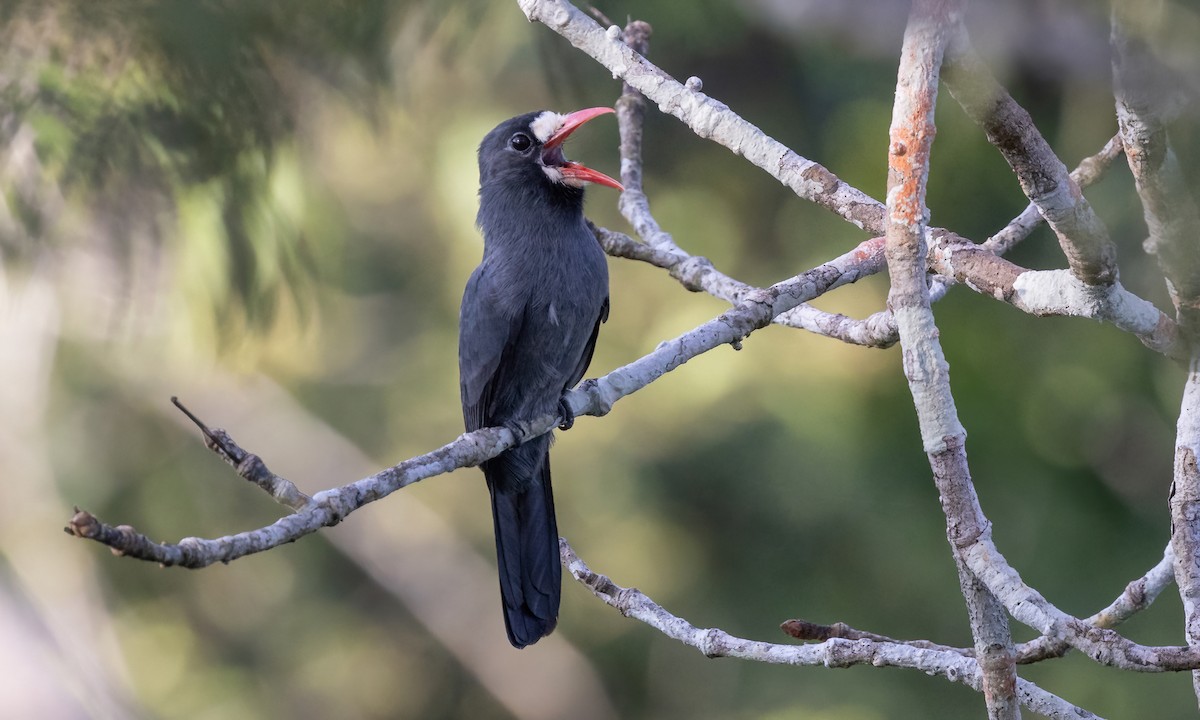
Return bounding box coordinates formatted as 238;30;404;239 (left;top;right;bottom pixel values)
509;133;533;152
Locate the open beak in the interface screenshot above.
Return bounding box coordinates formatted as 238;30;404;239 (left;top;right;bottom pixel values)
543;107;624;192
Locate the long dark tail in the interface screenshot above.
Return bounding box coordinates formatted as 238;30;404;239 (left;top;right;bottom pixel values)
484;442;561;648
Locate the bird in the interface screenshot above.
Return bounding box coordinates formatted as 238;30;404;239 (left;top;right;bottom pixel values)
459;107;622;648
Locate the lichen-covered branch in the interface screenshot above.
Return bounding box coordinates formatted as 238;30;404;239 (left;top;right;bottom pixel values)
1112;4;1200;701
786;545;1176;667
518;0;885;233
65;417;525;567
1112;1;1200;333
982;135;1124;256
885;3;1019;717
561;540;1101;720
942;30;1118;286
607;19;885;345
65;236;890;566
1171;358;1200;702
1017;545;1175;664
927;239;1184;359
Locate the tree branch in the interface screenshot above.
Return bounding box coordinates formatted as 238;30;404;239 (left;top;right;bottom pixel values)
561;539;1101;720
65;409;525;567
535;3;1163;357
607;19;891;346
64;234;892;566
785;544;1177;667
886;3;1019;716
1016;545;1176;664
982;135;1125;256
927;238;1184;359
518;0;885;233
942;29;1119;286
1112;0;1200;333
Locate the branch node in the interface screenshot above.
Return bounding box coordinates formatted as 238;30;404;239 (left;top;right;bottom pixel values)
64;509;101;539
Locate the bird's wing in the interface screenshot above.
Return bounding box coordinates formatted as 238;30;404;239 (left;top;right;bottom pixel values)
459;264;522;432
565;295;609;390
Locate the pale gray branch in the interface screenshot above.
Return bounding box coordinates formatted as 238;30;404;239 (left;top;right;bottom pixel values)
1112;5;1200;702
942;28;1119;286
1017;545;1176;663
560;539;1101;720
517;0;886;233
927;240;1184;359
608;19;884;346
1171;357;1200;703
1113;0;1200;332
66;236;890;566
885;3;1019;717
982;134;1124;256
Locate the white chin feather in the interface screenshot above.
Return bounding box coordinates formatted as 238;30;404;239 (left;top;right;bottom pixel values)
540;165;585;187
529;111;565;144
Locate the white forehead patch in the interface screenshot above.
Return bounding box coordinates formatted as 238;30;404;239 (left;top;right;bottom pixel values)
529;111;565;143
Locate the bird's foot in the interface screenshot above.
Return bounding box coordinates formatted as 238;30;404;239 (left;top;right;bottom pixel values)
503;420;526;448
557;397;576;431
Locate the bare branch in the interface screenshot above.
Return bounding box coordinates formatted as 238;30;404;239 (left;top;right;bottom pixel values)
983;135;1125;256
886;3;1019;716
545;5;1150;357
1113;0;1200;333
785;545;1177;667
781;618;971;657
518;0;885;233
1112;4;1200;702
942;30;1119;286
171;396;312;511
927;239;1185;359
65;415;525;567
1171;360;1200;704
608;19;886;346
64;236;893;565
1017;545;1175;663
561;540;1102;720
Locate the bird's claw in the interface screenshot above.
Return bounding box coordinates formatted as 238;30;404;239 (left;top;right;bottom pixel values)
557;398;576;431
503;420;526;448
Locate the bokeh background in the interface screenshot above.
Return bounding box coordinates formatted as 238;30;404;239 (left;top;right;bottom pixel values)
3;1;1200;718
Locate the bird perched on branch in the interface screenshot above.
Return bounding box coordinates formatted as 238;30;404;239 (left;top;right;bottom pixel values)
459;107;622;648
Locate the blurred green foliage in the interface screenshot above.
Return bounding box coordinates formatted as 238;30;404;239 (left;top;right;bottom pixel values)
4;0;1200;718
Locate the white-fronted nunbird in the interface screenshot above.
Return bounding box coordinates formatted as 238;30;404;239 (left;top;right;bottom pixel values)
459;107;622;648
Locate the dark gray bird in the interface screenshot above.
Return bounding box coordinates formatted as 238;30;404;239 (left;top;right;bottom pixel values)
459;108;622;648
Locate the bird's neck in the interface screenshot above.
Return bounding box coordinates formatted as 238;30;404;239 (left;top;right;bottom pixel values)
477;181;586;255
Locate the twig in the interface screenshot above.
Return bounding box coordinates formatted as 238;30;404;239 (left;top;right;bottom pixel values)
171;396;312;511
781;618;971;657
65;412;528;567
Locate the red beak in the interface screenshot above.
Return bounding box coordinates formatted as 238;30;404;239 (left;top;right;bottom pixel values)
543;107;624;192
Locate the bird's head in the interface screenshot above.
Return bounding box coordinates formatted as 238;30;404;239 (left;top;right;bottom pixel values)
477;107;623;196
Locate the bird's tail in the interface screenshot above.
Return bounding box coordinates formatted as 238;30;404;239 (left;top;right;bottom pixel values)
484;442;561;648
